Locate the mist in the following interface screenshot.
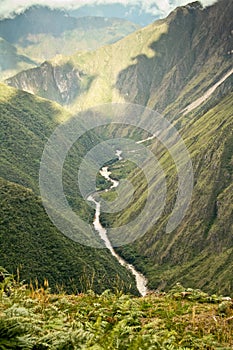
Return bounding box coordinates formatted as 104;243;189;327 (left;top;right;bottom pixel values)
0;0;217;19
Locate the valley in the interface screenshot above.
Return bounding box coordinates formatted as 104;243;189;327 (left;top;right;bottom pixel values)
0;0;233;300
88;149;148;296
0;84;138;295
0;1;233;348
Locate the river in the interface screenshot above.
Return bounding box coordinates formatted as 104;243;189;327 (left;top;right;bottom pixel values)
87;148;148;296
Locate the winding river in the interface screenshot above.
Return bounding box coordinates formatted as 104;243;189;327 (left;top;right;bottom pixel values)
88;149;148;296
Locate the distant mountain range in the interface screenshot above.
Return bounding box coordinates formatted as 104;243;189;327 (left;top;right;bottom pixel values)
1;0;233;296
6;0;232;114
0;1;216;26
0;1;173;26
68;3;159;26
0;6;139;80
0;37;37;80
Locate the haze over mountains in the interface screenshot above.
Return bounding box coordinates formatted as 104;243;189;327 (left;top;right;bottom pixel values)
0;0;217;25
0;0;233;297
0;6;139;80
6;0;232;114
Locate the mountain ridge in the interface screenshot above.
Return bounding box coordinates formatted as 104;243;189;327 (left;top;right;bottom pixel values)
0;6;140;80
111;90;233;295
1;0;233;297
5;0;232;116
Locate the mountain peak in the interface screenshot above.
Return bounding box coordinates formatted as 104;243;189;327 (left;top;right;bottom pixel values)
174;0;203;13
184;1;203;10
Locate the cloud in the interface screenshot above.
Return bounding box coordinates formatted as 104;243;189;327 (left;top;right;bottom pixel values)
0;0;217;19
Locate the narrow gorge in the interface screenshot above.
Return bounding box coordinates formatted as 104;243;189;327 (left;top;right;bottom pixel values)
88;149;148;296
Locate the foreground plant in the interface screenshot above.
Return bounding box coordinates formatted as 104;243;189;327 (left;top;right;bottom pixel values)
0;274;233;350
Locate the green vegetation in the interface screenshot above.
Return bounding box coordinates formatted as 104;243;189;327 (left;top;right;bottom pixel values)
0;272;233;349
0;83;67;190
0;177;137;295
1;0;233;302
110;92;233;296
0;84;137;294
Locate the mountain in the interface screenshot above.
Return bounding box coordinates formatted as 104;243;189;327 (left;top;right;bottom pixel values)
0;83;137;294
6;1;232;114
111;91;233;295
68;3;159;27
0;6;139;71
1;0;233;297
5;60;93;105
0;37;36;80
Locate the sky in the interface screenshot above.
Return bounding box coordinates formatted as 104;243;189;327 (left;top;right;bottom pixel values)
0;0;217;19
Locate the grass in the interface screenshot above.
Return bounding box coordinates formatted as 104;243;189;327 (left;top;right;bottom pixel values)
0;272;233;349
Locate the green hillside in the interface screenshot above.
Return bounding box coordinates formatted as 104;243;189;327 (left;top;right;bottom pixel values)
0;84;137;294
0;178;137;294
0;83;69;190
106;91;233;296
1;0;233;298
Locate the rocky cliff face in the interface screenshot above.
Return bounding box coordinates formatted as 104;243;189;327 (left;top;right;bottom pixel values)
6;61;90;105
115;0;233;115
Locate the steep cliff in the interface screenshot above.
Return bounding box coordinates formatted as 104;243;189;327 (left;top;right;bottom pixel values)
112;91;233;295
6;61;93;105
